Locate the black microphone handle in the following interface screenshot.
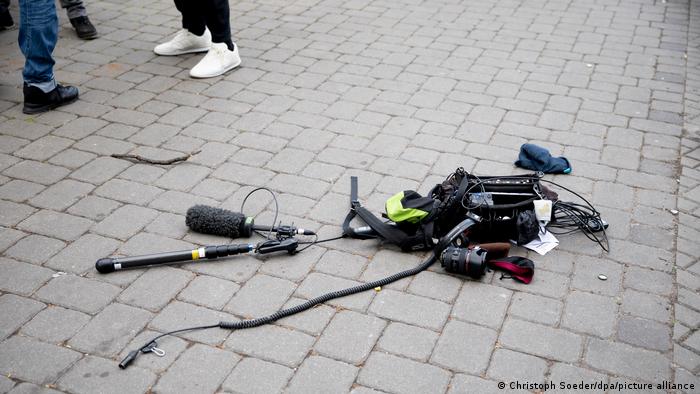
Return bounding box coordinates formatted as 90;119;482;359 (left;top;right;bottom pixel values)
95;244;254;273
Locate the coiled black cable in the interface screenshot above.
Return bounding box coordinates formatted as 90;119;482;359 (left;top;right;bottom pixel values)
120;253;437;368
220;255;435;329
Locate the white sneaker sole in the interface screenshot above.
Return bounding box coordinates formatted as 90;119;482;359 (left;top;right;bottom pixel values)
189;58;242;79
154;46;210;56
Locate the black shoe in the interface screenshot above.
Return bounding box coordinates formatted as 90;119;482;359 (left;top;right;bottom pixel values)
0;9;13;29
69;16;98;40
23;84;79;114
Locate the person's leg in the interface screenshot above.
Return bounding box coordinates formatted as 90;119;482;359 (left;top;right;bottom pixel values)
59;0;86;19
59;0;97;39
154;0;210;56
188;0;240;78
19;0;57;90
18;0;78;113
0;0;13;29
201;0;233;50
174;0;205;36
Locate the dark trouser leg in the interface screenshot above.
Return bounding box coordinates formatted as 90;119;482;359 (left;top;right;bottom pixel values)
202;0;233;49
173;0;205;36
0;0;10;14
59;0;86;19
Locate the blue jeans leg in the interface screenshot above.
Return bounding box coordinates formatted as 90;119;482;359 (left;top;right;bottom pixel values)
18;0;58;92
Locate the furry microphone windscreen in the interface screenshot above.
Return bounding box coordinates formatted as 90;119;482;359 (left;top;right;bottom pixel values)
186;205;245;238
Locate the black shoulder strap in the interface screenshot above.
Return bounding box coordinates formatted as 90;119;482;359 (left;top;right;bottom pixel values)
342;177;428;250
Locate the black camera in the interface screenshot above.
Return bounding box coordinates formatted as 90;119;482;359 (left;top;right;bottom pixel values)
439;246;488;279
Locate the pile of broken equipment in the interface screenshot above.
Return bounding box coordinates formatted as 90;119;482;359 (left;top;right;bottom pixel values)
104;146;608;369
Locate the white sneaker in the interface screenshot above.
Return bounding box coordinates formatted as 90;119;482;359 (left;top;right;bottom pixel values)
189;42;241;78
154;28;211;56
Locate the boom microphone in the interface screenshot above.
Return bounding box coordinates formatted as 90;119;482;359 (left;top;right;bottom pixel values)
186;205;315;238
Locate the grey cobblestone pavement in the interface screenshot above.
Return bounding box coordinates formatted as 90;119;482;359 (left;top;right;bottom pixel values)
0;0;699;393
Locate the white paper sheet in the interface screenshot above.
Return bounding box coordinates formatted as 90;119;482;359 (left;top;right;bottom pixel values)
523;230;559;255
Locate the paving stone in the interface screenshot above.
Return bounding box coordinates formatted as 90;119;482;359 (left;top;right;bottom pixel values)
221;357;294;394
57;355;156;394
624;266;674;296
180;254;261;284
35;275;121;314
70;157;131;185
0;179;45;203
585;338;671;381
509;292;563;326
118;267;193;311
2;160;70;185
20;306;91;344
407;270;462;302
177;275;239;310
17;210;93;242
14;135;73;161
571;257;623;296
500;318;583;363
149;301;237;345
155;164;211;191
4;234;65;265
314;249;368;279
45;233;120;274
67;196;121;221
369;289;450;331
0;200;35;227
225;274;296;317
0;294;45;341
562;291;618;337
314;310;386;364
286;356;358;394
28;179;95;211
92;204;159;240
225;324;315;367
451;282;512;328
487;349;548;383
68;303;152;356
94;179;163;205
430;319;497;374
358;352;450;394
617;315;671;352
622;288;672;323
376;322;438;362
0;376;13;393
0;258;53;295
0;336;81;385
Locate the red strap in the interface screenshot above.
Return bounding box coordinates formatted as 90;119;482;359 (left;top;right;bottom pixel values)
488;257;534;284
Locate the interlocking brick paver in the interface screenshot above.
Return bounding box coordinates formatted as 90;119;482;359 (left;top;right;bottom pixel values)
358;352;450;394
68;303;153;357
57;356;156;394
222;357;293;394
4;234;66;265
286;356;358;394
0;294;45;341
585;338;671;381
314;310;386;364
0;336;81;385
35;275;121;314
